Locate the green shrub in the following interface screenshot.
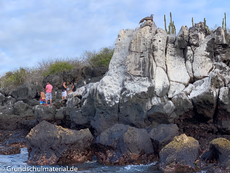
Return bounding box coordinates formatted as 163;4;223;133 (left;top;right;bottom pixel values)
89;47;114;67
43;61;73;76
2;68;26;88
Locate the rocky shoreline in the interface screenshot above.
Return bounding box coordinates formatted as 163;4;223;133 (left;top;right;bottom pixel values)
1;19;230;172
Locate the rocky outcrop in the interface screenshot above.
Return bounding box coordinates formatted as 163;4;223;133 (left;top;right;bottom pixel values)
94;124;156;165
70;20;230;137
159;134;200;172
1;18;230;171
26;121;94;165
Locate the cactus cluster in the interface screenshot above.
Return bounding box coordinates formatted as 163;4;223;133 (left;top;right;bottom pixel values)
204;18;210;32
222;13;227;31
164;12;176;34
192;17;194;27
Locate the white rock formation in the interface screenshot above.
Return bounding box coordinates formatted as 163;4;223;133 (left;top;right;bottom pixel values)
155;67;169;97
193;35;214;79
166;35;190;85
70;21;230;134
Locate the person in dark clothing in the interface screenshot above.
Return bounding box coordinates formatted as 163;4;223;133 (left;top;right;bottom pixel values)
62;81;67;99
68;82;76;95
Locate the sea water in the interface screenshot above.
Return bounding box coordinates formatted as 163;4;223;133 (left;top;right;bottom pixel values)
0;148;161;173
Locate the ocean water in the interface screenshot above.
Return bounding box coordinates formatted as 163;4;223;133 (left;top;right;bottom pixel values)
0;148;161;173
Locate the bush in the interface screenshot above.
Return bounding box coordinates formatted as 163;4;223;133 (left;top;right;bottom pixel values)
0;47;112;90
43;61;73;76
89;47;114;67
1;68;26;88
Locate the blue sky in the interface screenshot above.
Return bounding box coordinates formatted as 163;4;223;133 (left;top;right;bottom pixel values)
0;0;229;75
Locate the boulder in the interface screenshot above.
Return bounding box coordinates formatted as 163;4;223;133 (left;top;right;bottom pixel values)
148;124;179;152
216;87;230;133
172;92;193;116
168;82;185;98
3;96;16;106
189;77;210;98
0;115;18;130
54;107;71;128
23;99;39;106
191;87;217;120
13;101;29;115
11;82;42;100
0;103;36;130
71;108;92;128
201;138;230;169
0;93;5;105
94;124;155;165
183;84;194;96
26;121;94;165
185;47;194;81
0;129;27;148
147;101;175;124
71;83;97;129
188;75;218;121
43;74;62;88
34;105;56;122
188;22;209;47
192;35;214;79
166;35;190;85
154;67;169;97
159;134;200;172
175;25;189;49
152;28;167;71
66;93;81;108
119;86;154;128
214;27;227;45
55;108;65;120
0;88;11;96
73;86;86;97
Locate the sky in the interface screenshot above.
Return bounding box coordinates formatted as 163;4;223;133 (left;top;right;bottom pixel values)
0;0;229;75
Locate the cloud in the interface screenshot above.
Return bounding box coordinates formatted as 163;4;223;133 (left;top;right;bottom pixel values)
0;0;229;75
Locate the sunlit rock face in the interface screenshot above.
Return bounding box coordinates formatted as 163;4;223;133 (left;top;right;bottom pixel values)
71;20;230;135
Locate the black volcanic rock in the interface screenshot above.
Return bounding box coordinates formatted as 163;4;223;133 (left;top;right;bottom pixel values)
26;121;94;165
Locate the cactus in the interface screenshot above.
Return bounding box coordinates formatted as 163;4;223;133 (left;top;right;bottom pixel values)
222;13;227;31
170;12;172;24
164;12;176;34
192;17;194;26
172;21;175;34
169;12;176;34
222;18;224;30
164;15;167;32
203;18;210;32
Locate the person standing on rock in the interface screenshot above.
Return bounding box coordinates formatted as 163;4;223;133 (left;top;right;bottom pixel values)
44;81;53;106
62;81;67;99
